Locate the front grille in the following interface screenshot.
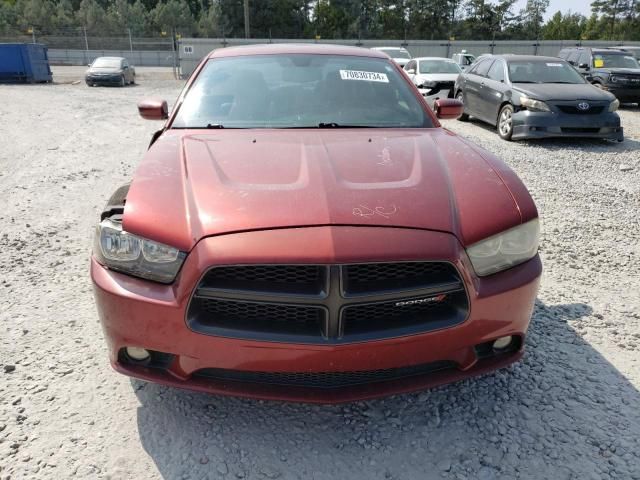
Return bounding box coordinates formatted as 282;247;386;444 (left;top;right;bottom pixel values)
187;262;468;344
342;291;468;338
189;297;327;340
199;265;326;295
194;360;455;389
343;262;459;295
557;105;604;115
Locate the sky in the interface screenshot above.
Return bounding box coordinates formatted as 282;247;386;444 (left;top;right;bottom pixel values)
513;0;592;20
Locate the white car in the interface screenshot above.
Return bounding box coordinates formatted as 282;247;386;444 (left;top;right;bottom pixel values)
371;47;412;68
404;57;462;106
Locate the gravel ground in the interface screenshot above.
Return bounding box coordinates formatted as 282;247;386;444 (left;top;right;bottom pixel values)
1;77;639;480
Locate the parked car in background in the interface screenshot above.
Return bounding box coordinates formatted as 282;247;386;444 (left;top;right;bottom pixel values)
451;50;476;71
404;57;462;105
558;47;640;104
455;54;623;141
371;47;412;67
92;44;542;404
85;56;135;87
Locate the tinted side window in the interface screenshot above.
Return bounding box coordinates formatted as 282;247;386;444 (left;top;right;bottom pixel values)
405;60;416;72
577;52;590;67
473;59;494;77
566;51;580;64
487;60;504;81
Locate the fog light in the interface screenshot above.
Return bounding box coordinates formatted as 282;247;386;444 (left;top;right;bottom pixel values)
125;346;150;361
493;336;513;350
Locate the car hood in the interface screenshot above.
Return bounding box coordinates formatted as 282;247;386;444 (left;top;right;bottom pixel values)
124;129;532;252
415;73;459;82
513;83;614;101
595;67;640;74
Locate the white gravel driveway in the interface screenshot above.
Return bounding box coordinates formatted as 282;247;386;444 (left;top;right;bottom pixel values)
1;78;639;480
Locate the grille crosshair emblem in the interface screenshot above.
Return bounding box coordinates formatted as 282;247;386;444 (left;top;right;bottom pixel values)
395;294;447;307
577;102;590;111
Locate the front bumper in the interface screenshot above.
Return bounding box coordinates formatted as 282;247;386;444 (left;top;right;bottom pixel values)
512;110;623;141
92;226;542;403
606;86;640;103
85;74;122;85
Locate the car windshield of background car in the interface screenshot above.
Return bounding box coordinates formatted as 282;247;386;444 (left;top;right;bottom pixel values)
419;60;462;74
593;54;640;69
508;61;586;84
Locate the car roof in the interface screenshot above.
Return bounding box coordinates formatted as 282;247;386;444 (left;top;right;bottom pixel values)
208;43;388;59
371;46;408;51
592;48;628;55
95;56;124;61
492;54;567;63
413;57;455;61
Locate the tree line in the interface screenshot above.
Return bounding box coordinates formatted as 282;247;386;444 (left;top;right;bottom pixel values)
0;0;639;41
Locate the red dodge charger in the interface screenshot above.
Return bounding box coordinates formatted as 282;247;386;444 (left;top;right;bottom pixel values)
91;44;541;403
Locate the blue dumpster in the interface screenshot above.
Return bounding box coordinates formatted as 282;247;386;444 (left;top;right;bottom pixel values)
0;43;53;83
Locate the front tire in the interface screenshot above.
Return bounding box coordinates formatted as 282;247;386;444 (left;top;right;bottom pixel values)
456;92;469;121
119;75;126;87
497;104;514;141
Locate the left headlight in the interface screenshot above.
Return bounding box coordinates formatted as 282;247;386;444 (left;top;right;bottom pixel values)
520;96;550;112
93;218;186;283
608;98;620;112
466;219;540;277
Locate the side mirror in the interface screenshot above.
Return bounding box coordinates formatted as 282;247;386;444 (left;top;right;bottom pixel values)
123;65;129;70
578;63;589;69
434;98;463;120
406;69;415;75
138;98;168;120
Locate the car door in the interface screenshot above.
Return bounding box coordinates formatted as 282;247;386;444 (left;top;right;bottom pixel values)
477;59;509;125
463;58;494;117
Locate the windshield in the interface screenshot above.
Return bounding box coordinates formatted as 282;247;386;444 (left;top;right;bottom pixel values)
419;60;462;74
379;49;411;59
593;54;640;69
92;58;122;69
508;60;586;84
172;54;431;129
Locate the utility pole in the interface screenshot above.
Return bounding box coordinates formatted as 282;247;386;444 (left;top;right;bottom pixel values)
83;26;89;50
243;0;250;39
128;28;133;52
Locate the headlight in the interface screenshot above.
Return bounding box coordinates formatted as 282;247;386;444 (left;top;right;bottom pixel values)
610;76;619;83
520;97;550;112
94;218;186;283
609;98;620;112
466;219;540;276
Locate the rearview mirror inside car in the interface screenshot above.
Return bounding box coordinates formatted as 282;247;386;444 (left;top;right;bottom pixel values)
138;99;169;120
434;98;463;120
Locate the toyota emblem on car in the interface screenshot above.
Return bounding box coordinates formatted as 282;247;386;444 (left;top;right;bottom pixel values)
577;102;590;111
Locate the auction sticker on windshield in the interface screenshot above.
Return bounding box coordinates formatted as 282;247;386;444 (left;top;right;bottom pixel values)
340;70;389;83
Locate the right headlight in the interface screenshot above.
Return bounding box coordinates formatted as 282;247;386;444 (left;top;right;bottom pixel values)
520;96;551;112
93;218;186;283
609;98;620;112
466;219;540;276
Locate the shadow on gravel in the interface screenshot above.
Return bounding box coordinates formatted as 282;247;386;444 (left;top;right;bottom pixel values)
134;300;640;480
